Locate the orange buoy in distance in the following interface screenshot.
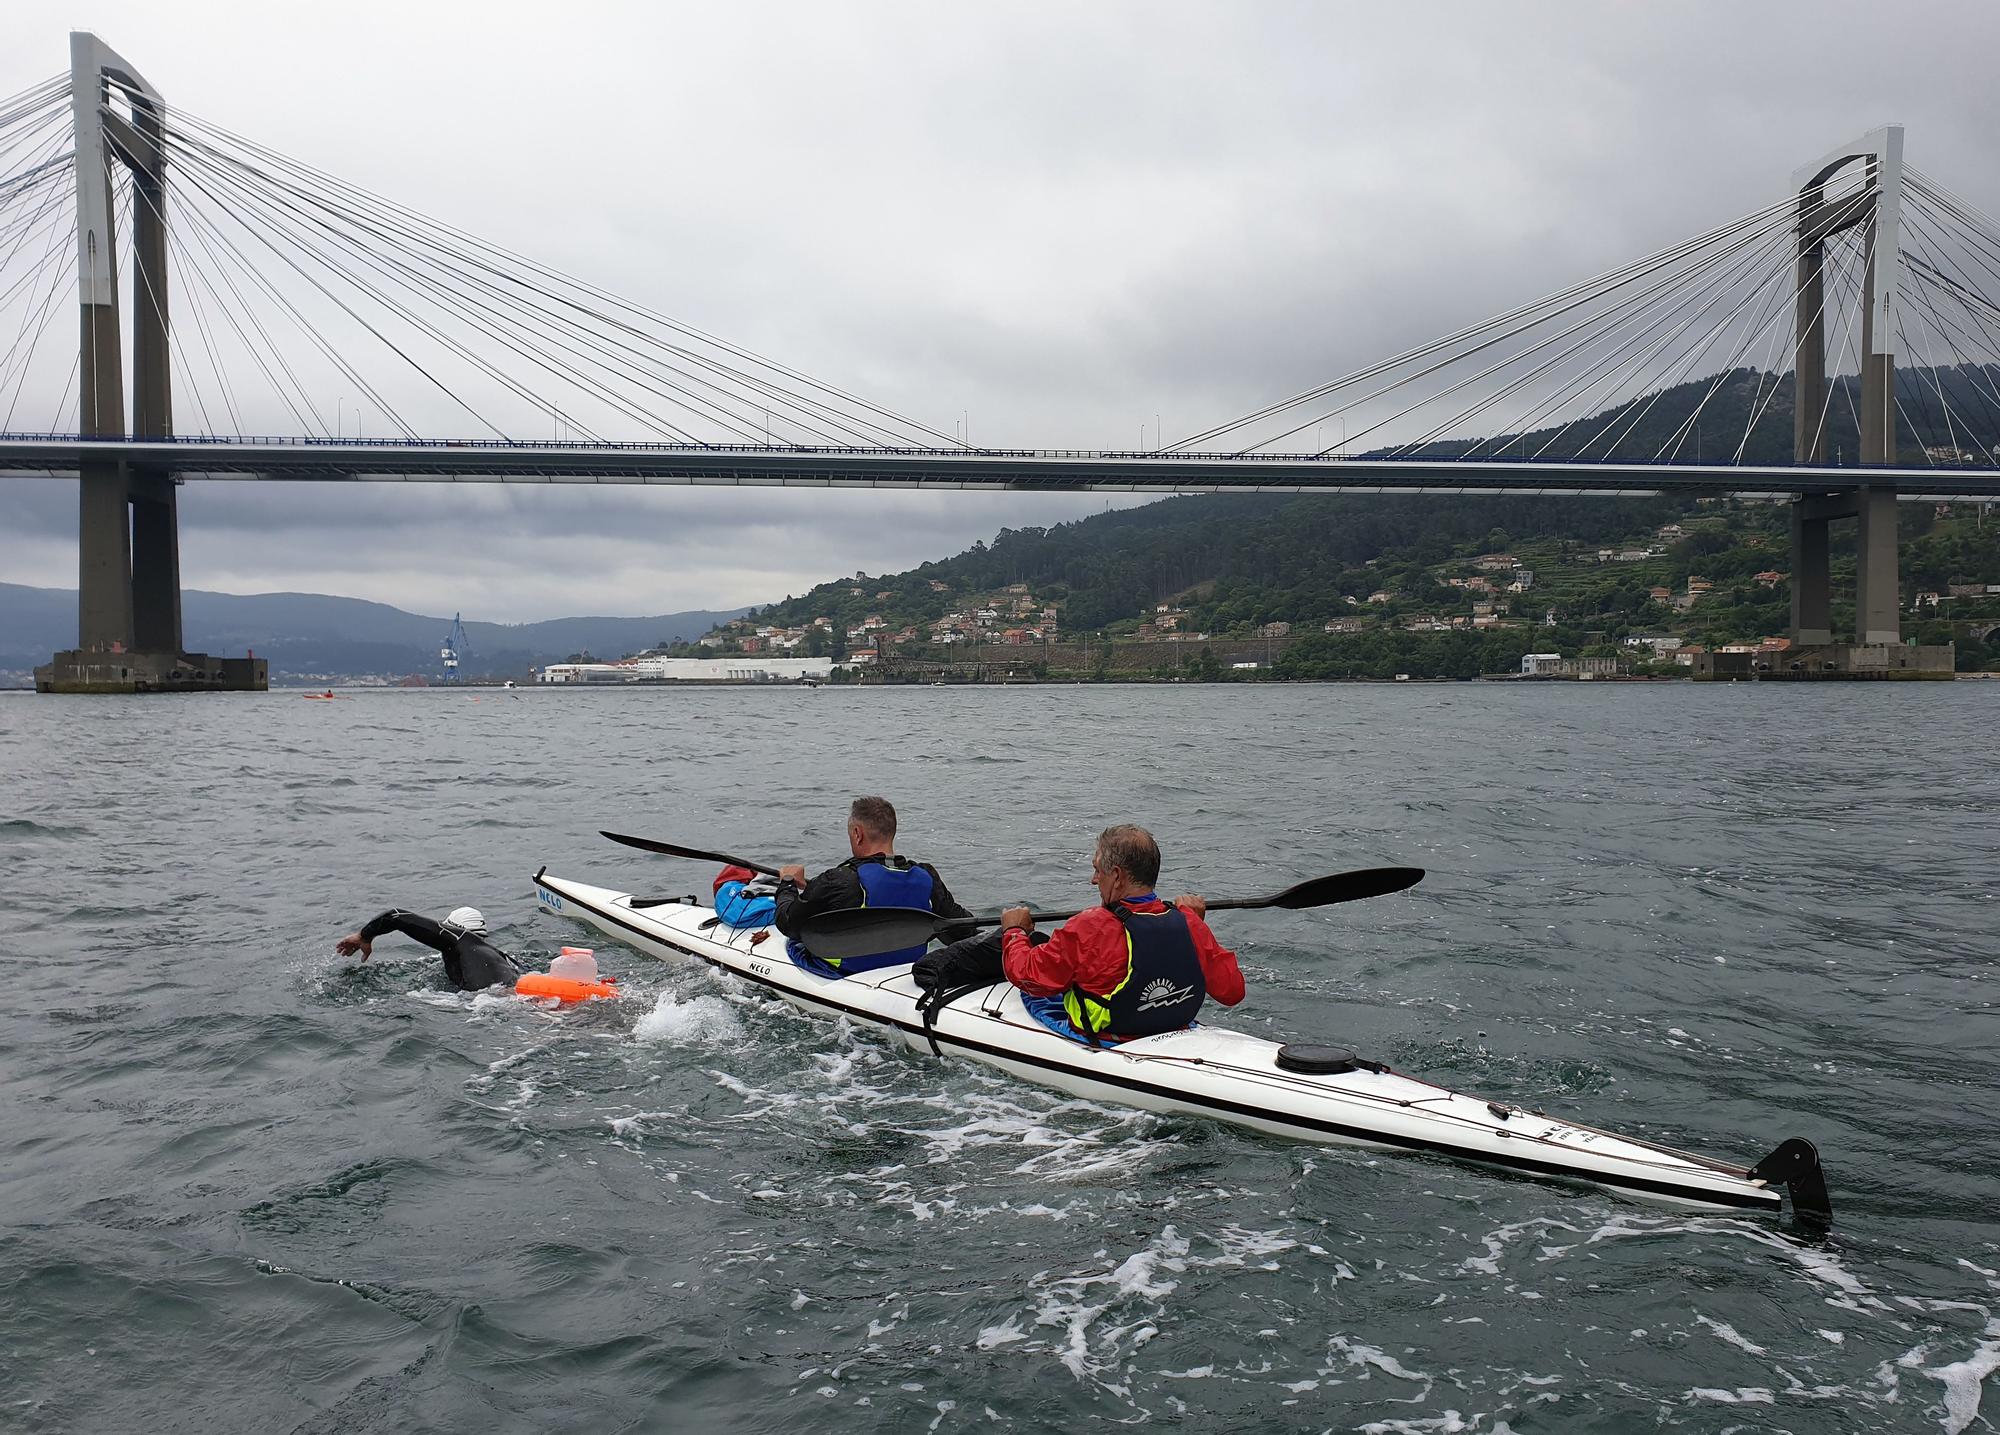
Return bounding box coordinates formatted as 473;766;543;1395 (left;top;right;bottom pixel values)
516;946;618;1002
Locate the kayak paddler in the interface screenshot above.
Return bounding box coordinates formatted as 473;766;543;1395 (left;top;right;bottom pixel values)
772;795;975;977
334;906;526;991
918;824;1245;1041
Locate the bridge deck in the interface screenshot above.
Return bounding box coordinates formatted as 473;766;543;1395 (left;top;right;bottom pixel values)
4;437;2000;498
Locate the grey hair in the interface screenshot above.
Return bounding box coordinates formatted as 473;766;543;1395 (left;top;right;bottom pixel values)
1094;824;1161;887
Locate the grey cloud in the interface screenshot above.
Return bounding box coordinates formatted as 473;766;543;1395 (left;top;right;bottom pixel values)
4;0;1996;620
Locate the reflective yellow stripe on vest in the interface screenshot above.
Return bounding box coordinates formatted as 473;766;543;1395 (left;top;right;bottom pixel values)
1061;928;1137;1034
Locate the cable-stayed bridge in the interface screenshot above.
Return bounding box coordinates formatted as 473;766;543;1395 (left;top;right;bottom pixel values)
6;35;1999;689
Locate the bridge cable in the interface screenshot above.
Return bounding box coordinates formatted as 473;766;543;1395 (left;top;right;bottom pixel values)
162;126;926;448
1164;188;1813;452
164;166;345;437
1272;200;1805;457
160;130;853;446
120;161;224;438
158;103;962;447
0;179;78;430
160;142;479;439
1304;200;1801;461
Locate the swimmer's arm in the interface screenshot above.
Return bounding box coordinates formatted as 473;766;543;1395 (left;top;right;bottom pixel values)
337;909;449;959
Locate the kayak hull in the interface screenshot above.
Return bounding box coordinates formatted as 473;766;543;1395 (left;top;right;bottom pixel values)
535;871;1819;1218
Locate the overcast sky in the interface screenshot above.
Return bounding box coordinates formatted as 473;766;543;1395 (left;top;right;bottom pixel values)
3;0;1995;621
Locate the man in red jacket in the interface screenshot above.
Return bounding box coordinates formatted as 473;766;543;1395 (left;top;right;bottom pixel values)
999;824;1245;1042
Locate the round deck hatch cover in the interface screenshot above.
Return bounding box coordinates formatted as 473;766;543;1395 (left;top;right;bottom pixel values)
1276;1043;1359;1074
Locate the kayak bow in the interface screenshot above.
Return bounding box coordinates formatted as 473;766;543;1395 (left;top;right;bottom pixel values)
532;868;1830;1222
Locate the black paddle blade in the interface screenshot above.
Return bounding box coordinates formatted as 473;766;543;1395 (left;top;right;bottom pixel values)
798;906;943;963
1201;866;1426;913
1265;866;1425;909
600;830;780;877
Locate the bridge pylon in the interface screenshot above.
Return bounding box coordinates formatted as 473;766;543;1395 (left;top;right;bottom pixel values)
1767;126;1950;678
34;33;265;694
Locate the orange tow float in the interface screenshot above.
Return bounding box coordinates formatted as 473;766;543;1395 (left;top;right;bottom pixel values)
515;947;619;1002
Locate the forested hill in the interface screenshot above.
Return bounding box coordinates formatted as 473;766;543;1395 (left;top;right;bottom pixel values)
735;362;2000;645
764;490;1682;632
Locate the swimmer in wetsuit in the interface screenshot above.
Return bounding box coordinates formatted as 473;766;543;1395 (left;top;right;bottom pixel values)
334;906;524;991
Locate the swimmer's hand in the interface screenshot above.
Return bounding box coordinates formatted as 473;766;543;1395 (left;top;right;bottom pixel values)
335;932;372;960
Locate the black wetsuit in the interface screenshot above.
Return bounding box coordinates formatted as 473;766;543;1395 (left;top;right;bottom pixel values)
357;910;524;991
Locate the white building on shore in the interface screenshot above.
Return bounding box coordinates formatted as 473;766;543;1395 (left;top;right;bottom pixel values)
538;656;836;684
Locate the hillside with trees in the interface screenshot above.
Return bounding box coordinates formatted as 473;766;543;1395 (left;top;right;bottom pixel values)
676;365;2000;678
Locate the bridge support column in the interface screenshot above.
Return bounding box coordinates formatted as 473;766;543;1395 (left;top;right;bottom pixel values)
129;473;183;652
78;460;135;651
1854;485;1900;646
1757;124;1943;678
1789;502;1833;646
35;32;263;695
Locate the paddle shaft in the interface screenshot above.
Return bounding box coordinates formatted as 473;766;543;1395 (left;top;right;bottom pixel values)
600;831;782;878
963;866;1424;926
961;895;1327;926
798;866;1426;961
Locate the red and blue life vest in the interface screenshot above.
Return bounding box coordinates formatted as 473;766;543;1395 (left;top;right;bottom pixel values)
1062;899;1207;1038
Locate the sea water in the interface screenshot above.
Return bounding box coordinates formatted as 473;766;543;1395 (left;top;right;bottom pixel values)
1;682;1995;1432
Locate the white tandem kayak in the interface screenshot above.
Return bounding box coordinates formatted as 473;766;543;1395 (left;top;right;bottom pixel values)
533;869;1831;1221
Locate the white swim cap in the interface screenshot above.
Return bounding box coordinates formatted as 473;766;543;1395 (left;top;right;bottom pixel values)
445;906;487;934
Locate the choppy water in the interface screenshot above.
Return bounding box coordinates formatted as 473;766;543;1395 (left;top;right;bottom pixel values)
2;683;1997;1433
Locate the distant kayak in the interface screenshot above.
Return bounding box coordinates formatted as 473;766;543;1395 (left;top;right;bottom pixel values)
533;869;1830;1220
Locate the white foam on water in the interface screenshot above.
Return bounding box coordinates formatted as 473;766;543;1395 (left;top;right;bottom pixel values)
973;1315;1025;1349
1574;1212;1892;1312
1459;1217;1583;1277
708;1068;803;1112
1326;1334;1433;1389
1688;1387;1775;1404
1356;1412;1473;1433
1924;1316;2000;1435
604;1108;688;1139
1027;1226;1192;1378
633;991;743;1046
1207;1224;1300;1269
1013;1201;1081;1220
1695;1313;1769;1356
467;989;521;1017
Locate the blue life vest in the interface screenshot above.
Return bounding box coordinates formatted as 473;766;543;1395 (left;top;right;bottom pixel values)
1061;898;1207;1038
785;856;938;976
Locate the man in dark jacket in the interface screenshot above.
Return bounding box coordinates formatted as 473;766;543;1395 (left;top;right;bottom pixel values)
773;796;973;976
335;906;524;991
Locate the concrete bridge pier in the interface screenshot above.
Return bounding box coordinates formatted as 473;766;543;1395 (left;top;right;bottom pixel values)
1787;485;1903;647
1715;124;1955;681
36;31;263;694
